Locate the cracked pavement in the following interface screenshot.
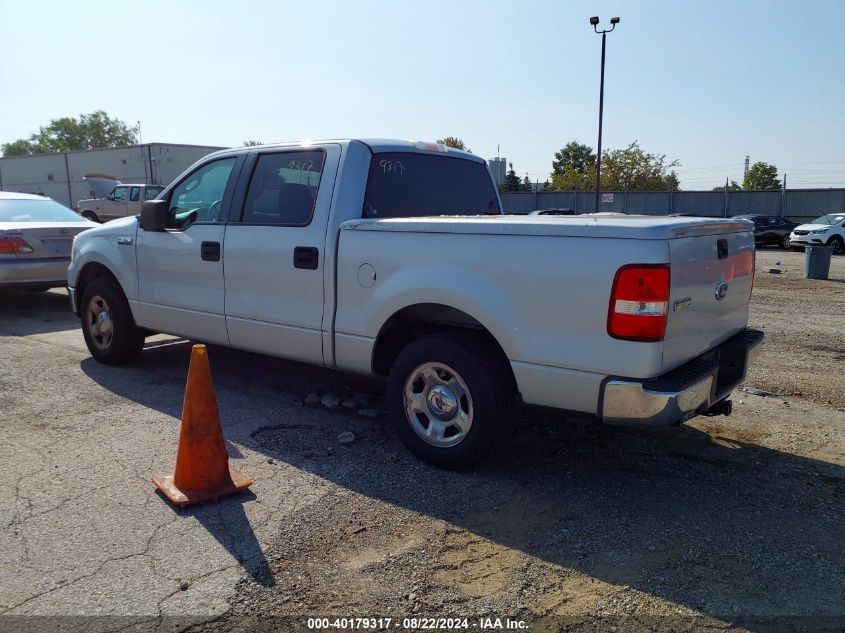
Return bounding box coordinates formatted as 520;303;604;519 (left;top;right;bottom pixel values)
0;288;349;625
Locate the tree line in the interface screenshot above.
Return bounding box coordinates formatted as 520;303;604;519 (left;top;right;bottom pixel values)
439;137;784;193
0;114;784;193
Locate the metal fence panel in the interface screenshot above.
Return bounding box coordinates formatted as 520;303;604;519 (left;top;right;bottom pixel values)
502;188;845;222
785;189;845;219
726;191;782;216
673;191;725;216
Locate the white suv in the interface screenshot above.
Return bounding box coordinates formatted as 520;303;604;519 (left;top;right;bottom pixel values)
790;213;845;255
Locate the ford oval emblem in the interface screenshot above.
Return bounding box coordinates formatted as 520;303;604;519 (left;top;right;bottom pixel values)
715;281;729;300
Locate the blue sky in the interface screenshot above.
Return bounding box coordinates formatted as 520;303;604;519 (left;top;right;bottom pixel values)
1;0;843;189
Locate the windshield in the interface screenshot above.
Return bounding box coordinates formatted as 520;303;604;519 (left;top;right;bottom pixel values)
363;153;501;219
810;213;845;225
0;198;86;223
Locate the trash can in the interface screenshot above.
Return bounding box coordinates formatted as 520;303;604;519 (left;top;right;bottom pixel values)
804;245;832;280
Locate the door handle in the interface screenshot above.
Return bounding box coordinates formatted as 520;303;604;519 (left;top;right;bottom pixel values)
293;246;319;270
717;239;729;260
201;241;221;262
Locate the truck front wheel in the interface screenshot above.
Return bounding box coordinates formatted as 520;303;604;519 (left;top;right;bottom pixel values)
81;210;100;223
80;277;145;365
387;332;514;469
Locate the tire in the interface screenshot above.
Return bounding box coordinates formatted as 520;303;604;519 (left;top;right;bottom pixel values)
80;276;145;364
386;332;514;469
781;235;791;249
828;235;844;255
81;210;100;223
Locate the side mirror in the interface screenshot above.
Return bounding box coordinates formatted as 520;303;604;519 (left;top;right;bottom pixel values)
140;199;169;231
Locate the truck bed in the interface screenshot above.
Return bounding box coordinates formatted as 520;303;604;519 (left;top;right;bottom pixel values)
341;214;752;240
335;213;755;415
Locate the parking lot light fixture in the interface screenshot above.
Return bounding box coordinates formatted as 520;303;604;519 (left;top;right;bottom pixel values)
591;16;620;212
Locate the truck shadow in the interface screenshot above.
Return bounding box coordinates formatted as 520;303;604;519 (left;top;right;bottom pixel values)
80;340;845;629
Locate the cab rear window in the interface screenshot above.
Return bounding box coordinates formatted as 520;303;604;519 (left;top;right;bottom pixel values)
362;153;501;219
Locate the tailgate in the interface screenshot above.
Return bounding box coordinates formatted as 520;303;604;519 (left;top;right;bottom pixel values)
662;227;755;372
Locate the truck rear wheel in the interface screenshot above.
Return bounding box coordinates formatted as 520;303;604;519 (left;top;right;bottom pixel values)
387;332;514;469
80;277;145;365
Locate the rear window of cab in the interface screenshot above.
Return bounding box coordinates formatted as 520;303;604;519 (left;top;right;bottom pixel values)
362;152;501;219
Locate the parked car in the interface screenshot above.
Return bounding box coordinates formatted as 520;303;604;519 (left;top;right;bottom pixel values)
0;192;97;290
68;139;762;468
77;184;164;223
732;214;798;249
789;213;845;254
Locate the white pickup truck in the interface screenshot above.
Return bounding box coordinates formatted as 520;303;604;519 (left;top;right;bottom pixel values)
77;184;165;223
68;139;763;468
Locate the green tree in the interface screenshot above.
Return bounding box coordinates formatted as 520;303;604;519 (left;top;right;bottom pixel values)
547;140;679;191
713;180;742;192
743;161;780;190
552;141;596;175
0;139;38;156
548;141;597;190
2;110;138;156
500;163;524;192
436;136;471;152
600;142;680;191
522;175;534;192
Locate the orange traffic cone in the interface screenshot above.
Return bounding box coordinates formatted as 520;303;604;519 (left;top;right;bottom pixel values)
152;344;252;506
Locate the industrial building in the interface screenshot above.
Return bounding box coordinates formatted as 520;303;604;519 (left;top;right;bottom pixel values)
0;143;225;209
487;156;507;186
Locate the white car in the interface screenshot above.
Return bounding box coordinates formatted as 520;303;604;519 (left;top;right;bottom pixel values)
0;192;97;289
68;139;763;468
789;213;845;254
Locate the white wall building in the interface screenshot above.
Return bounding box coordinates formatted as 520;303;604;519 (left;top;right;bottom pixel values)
487;157;508;186
0;143;225;208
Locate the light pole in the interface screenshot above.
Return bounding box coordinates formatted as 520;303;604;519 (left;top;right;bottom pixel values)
590;16;619;211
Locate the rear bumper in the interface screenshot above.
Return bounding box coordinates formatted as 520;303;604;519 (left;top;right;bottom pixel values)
601;328;764;426
0;257;71;288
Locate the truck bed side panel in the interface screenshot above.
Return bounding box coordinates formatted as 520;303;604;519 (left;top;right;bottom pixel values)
334;229;670;385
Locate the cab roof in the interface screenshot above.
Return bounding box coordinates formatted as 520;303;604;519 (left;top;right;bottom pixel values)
204;139;485;164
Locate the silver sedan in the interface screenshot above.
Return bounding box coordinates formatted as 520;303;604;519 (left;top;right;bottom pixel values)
0;192;98;290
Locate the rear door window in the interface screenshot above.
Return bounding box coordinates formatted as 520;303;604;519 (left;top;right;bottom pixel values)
363;153;500;219
130;187;141;202
240;150;325;226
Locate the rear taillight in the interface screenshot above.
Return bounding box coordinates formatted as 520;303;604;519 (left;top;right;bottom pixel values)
750;250;756;297
0;236;35;255
607;264;670;342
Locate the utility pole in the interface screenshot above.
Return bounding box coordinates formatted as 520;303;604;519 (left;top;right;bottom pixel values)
744;155;750;179
590;16;620;212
